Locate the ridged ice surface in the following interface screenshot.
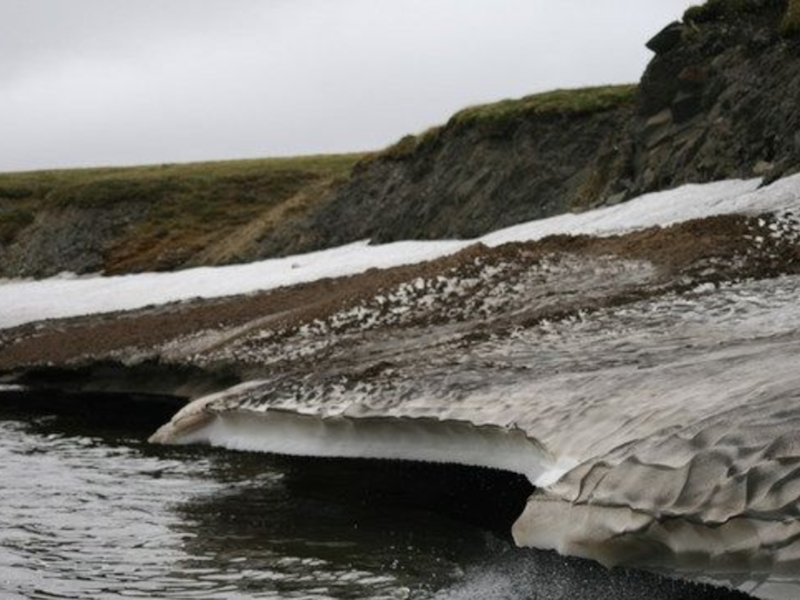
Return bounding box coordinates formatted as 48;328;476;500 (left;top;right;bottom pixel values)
501;277;800;600
151;267;800;599
138;174;800;599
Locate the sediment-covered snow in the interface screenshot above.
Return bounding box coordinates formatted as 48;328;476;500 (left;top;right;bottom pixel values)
150;271;800;600
3;174;800;329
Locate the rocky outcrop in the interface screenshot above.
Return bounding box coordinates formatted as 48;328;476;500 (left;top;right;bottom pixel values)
632;1;800;191
0;202;149;276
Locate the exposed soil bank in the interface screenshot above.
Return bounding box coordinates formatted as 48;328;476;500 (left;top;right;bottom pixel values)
0;155;360;277
2;212;797;385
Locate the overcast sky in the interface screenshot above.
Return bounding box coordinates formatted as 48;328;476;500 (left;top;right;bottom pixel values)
0;1;696;172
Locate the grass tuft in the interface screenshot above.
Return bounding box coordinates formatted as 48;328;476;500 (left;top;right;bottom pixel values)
449;85;638;128
684;0;796;27
377;126;444;161
782;0;800;35
684;0;731;23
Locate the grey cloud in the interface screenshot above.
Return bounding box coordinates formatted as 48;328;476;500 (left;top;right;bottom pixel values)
0;0;696;171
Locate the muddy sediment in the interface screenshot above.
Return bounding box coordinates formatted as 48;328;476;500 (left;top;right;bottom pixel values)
1;212;798;385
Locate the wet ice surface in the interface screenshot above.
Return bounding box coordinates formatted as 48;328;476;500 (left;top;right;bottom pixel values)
0;417;745;600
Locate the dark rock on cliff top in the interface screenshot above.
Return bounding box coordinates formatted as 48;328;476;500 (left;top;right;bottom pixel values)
646;22;685;55
634;0;800;191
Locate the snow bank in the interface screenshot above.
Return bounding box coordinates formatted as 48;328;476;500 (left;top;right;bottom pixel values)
148;385;559;486
0;239;464;329
3;174;799;329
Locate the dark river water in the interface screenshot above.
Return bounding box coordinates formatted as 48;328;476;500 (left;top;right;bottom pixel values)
0;411;747;600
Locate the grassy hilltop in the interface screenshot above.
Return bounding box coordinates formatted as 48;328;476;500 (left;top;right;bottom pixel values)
376;84;637;161
0;154;361;273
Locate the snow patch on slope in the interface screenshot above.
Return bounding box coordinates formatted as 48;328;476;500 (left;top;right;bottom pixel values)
4;174;800;329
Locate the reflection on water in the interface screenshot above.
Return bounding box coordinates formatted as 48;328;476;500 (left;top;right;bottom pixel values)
0;414;748;599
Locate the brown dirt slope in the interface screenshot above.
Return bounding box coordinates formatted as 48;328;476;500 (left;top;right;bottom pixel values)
0;155;361;277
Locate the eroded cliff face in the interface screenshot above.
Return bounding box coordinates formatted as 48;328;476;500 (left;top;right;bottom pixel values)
255;106;635;256
256;0;800;257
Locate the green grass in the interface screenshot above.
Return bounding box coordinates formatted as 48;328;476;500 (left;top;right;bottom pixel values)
0;154;361;208
374;126;444;161
0;154;363;271
782;0;800;34
448;84;638;128
683;0;798;30
369;85;637;165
